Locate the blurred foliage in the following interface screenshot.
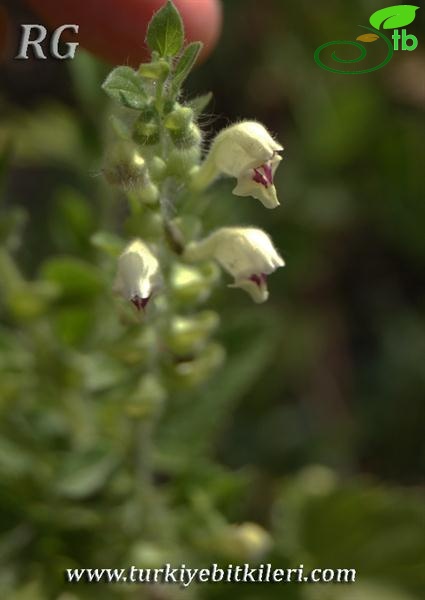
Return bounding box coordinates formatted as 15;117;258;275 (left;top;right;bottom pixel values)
0;0;424;598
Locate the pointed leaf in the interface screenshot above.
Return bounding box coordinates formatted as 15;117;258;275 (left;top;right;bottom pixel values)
187;92;213;116
172;42;203;91
102;66;146;109
370;5;419;30
146;0;184;58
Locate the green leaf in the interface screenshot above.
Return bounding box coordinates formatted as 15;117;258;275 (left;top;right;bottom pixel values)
51;187;95;253
68;49;108;113
54;448;118;499
172;42;203;91
187;92;213;116
370;5;419;30
91;231;125;257
275;477;425;596
102;66;146;109
146;0;184;58
40;257;104;300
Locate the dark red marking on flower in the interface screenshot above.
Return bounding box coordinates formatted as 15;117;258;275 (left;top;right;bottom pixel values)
263;162;273;185
252;163;273;188
249;273;267;287
252;168;268;187
131;295;150;311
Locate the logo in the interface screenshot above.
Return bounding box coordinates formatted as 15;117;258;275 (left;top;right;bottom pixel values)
15;24;79;60
314;4;419;74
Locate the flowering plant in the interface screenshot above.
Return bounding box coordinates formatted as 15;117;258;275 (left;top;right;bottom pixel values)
103;0;285;326
98;0;286;563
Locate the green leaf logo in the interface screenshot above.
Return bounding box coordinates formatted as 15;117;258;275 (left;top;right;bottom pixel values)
369;5;419;30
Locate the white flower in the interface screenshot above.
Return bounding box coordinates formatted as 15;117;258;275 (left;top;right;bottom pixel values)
113;239;161;311
193;121;283;209
184;227;284;303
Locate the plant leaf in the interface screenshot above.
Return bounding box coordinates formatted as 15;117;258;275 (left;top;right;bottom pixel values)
146;0;184;58
172;42;203;91
369;5;419;30
356;33;380;42
54;448;118;499
91;231;125;257
102;66;146;109
187;92;213;116
40;257;104;300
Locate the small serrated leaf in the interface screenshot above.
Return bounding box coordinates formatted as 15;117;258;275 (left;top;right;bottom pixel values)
102;66;146;109
369;5;419;30
146;0;184;58
187;92;213;116
356;33;379;42
172;42;203;91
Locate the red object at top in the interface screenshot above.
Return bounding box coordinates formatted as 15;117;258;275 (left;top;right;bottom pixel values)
25;0;222;65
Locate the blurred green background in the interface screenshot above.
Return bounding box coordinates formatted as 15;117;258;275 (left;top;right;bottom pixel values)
0;0;424;598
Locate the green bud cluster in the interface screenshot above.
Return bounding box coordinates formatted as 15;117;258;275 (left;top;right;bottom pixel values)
100;0;218;410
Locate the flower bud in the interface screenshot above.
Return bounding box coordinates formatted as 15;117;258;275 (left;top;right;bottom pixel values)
125;374;166;418
169;123;202;150
184;227;284;303
164;104;199;152
214;522;273;561
148;156;167;181
113;239;161;311
133;105;160;146
164;106;194;131
170;262;220;305
136;181;159;205
192;121;283;209
138;60;170;80
102;141;147;188
133;121;160;147
103;142;159;205
168;342;225;388
167;146;201;179
111;327;158;366
166;311;219;356
129;542;170;569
